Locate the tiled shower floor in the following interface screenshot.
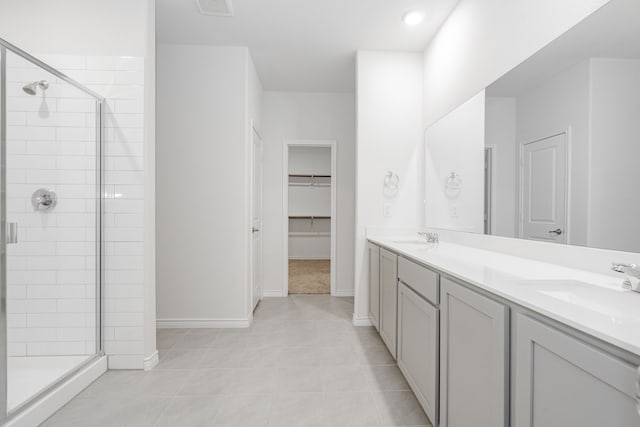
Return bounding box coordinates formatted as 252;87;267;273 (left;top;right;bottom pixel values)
43;295;431;426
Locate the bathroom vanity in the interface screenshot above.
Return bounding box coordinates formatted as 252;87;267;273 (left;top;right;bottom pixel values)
367;237;640;427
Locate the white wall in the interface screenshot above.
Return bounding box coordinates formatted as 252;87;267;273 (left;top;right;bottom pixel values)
156;44;257;325
261;92;355;296
425;91;485;234
422;0;610;128
515;60;591;246
589;58;640;252
354;51;423;323
0;0;149;57
289;147;331;175
485;97;516;237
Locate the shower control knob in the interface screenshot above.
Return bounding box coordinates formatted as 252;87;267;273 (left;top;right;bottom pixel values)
31;188;57;211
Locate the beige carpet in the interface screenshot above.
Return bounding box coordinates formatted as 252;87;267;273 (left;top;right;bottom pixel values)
288;260;330;294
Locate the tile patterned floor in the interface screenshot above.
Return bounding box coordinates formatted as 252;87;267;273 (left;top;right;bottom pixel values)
43;295;432;426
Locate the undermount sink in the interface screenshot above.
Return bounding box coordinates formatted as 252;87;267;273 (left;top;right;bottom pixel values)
513;280;639;321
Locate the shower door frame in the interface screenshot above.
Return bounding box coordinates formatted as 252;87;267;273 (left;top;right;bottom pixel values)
0;37;105;422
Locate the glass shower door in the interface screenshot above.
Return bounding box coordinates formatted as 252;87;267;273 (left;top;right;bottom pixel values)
0;41;103;416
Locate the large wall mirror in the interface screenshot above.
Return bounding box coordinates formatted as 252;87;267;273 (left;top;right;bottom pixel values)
426;0;640;253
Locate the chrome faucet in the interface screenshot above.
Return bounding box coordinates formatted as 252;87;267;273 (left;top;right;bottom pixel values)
418;231;439;244
611;262;640;292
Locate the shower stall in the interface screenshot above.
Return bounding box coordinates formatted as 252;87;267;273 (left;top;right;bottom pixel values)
0;38;103;420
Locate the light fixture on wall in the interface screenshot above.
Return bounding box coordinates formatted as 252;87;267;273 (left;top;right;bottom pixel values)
402;11;424;26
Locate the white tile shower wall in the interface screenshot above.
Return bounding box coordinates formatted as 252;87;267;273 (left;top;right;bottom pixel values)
5;54;145;367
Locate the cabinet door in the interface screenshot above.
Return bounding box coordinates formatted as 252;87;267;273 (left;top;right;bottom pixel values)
398;282;439;425
514;314;640;427
440;278;508;427
368;243;380;330
379;248;398;358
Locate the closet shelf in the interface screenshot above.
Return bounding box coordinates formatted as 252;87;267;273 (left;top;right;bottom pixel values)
288;174;331;187
288;231;331;237
288;182;331;187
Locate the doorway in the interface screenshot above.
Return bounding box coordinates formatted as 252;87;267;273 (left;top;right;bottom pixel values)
283;141;337;295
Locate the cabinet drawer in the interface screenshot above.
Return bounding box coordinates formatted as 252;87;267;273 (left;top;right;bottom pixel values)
398;256;439;305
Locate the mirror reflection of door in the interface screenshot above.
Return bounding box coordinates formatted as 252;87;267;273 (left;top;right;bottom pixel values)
520;133;567;243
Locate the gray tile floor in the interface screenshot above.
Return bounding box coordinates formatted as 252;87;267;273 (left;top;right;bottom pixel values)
43;295;432;426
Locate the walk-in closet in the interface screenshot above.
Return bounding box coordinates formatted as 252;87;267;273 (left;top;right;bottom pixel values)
287;146;333;294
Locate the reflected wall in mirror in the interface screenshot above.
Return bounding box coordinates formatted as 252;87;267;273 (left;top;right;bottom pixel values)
483;0;640;252
425;91;485;233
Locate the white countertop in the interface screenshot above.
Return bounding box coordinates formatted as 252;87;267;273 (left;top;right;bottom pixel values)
368;236;640;357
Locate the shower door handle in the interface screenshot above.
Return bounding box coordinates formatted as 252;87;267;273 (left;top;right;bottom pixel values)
6;222;18;244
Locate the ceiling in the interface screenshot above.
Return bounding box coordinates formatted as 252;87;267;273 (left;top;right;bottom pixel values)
156;0;459;92
487;0;640;97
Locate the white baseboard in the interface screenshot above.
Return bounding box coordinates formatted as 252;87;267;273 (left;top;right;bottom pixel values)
263;290;287;297
108;355;144;370
352;314;374;327
333;289;355;297
156;318;251;329
6;356;107;427
143;350;159;371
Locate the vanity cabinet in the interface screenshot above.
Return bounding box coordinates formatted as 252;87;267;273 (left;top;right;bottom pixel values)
440;277;509;427
368;243;380;330
379;247;398;358
398;281;439;425
514;314;640;427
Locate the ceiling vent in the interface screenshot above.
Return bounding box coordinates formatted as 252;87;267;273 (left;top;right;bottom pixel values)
195;0;234;17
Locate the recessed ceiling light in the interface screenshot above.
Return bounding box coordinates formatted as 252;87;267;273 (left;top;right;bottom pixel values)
403;11;424;26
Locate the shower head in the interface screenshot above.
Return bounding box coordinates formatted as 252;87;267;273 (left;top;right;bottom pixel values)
22;80;49;96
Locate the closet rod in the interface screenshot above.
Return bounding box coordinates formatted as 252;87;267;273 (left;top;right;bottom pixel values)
288;174;331;178
288;216;331;219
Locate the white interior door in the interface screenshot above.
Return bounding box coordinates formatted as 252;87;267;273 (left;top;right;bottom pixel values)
521;133;567;243
251;127;263;311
